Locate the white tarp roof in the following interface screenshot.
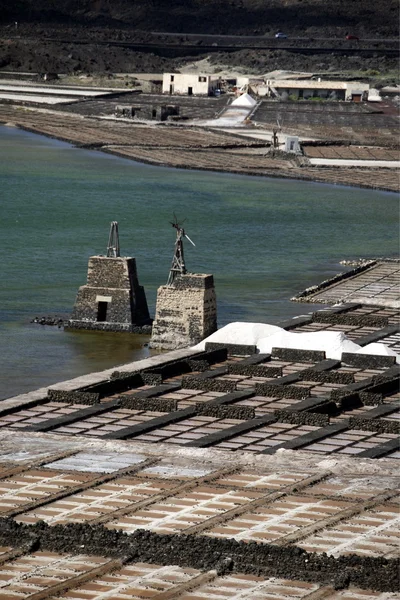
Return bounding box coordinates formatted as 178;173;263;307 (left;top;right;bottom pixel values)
231;93;257;107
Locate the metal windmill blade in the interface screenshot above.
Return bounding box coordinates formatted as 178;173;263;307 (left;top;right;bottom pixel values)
184;233;196;247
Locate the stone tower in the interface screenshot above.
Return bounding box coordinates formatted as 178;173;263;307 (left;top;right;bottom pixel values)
67;222;151;333
150;219;217;349
150;273;217;349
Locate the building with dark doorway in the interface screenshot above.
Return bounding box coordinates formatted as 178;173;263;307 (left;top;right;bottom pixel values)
68;223;151;332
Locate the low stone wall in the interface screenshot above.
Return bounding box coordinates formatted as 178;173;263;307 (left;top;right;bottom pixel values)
341;353;396;369
299;369;355;384
359;392;384;405
66;321;152;334
287;397;338;415
141;372;163;385
254;383;310;400
82;373;144;397
291;262;376;302
205;342;258;356
187;359;209;372
312;312;388;328
119;396;178;412
349;416;400;435
0;520;397;592
271;348;326;362
331;374;399;407
195;403;255;420
182;376;237;393
47;389;100;405
274;409;330;427
330;391;363;410
228;364;283;378
142;360;192;383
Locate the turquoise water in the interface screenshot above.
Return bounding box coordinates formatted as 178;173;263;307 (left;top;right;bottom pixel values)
1;125;398;399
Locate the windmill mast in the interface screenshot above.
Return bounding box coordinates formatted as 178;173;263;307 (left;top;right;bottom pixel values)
107;221;120;258
167;217;195;285
167;225;186;285
151;216;216;349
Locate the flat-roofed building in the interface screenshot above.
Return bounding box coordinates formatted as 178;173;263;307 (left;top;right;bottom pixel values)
162;73;221;96
265;79;370;101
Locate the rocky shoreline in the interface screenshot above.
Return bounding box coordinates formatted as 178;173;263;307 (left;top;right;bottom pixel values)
31;316;67;327
31;315;152;335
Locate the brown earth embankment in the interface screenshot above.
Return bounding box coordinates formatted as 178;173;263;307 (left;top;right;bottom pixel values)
0;104;398;192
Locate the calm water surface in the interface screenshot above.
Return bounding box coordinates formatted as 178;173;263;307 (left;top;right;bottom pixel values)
1;126;398;399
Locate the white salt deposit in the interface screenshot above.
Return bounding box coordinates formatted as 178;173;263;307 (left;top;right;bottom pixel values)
231;93;257;107
193;322;282;351
194;321;400;363
0;84;105;96
356;343;400;363
0;93;79;104
257;330;361;360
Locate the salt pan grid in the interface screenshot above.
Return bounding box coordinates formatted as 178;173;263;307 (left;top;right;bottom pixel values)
0;403;87;429
106;485;272;534
44;452;146;473
0;551;110;599
205;494;352;543
171;574;320;600
228;395;301;417
299;499;400;558
213;423;321;452
210;472;309;490
302;432;399;456
0;307;398;461
141;465;213;478
16;476;181;525
298;264;400;307
132;416;245;445
301;475;399;501
54;409;167;437
0;454;397;596
0;553;396;600
4;460;399;560
0;469;94;514
53;562;200;599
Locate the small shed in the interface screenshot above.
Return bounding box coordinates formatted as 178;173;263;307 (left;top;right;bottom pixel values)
285;136;300;154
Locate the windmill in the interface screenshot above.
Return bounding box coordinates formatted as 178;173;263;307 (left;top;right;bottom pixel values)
272;116;283;149
167;214;196;285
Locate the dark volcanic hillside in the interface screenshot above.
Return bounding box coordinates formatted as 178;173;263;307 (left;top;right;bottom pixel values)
0;0;398;36
0;0;397;77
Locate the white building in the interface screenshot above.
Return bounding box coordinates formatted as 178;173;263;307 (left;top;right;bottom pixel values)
162;73;221;96
285;136;300;154
264;79;370;102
